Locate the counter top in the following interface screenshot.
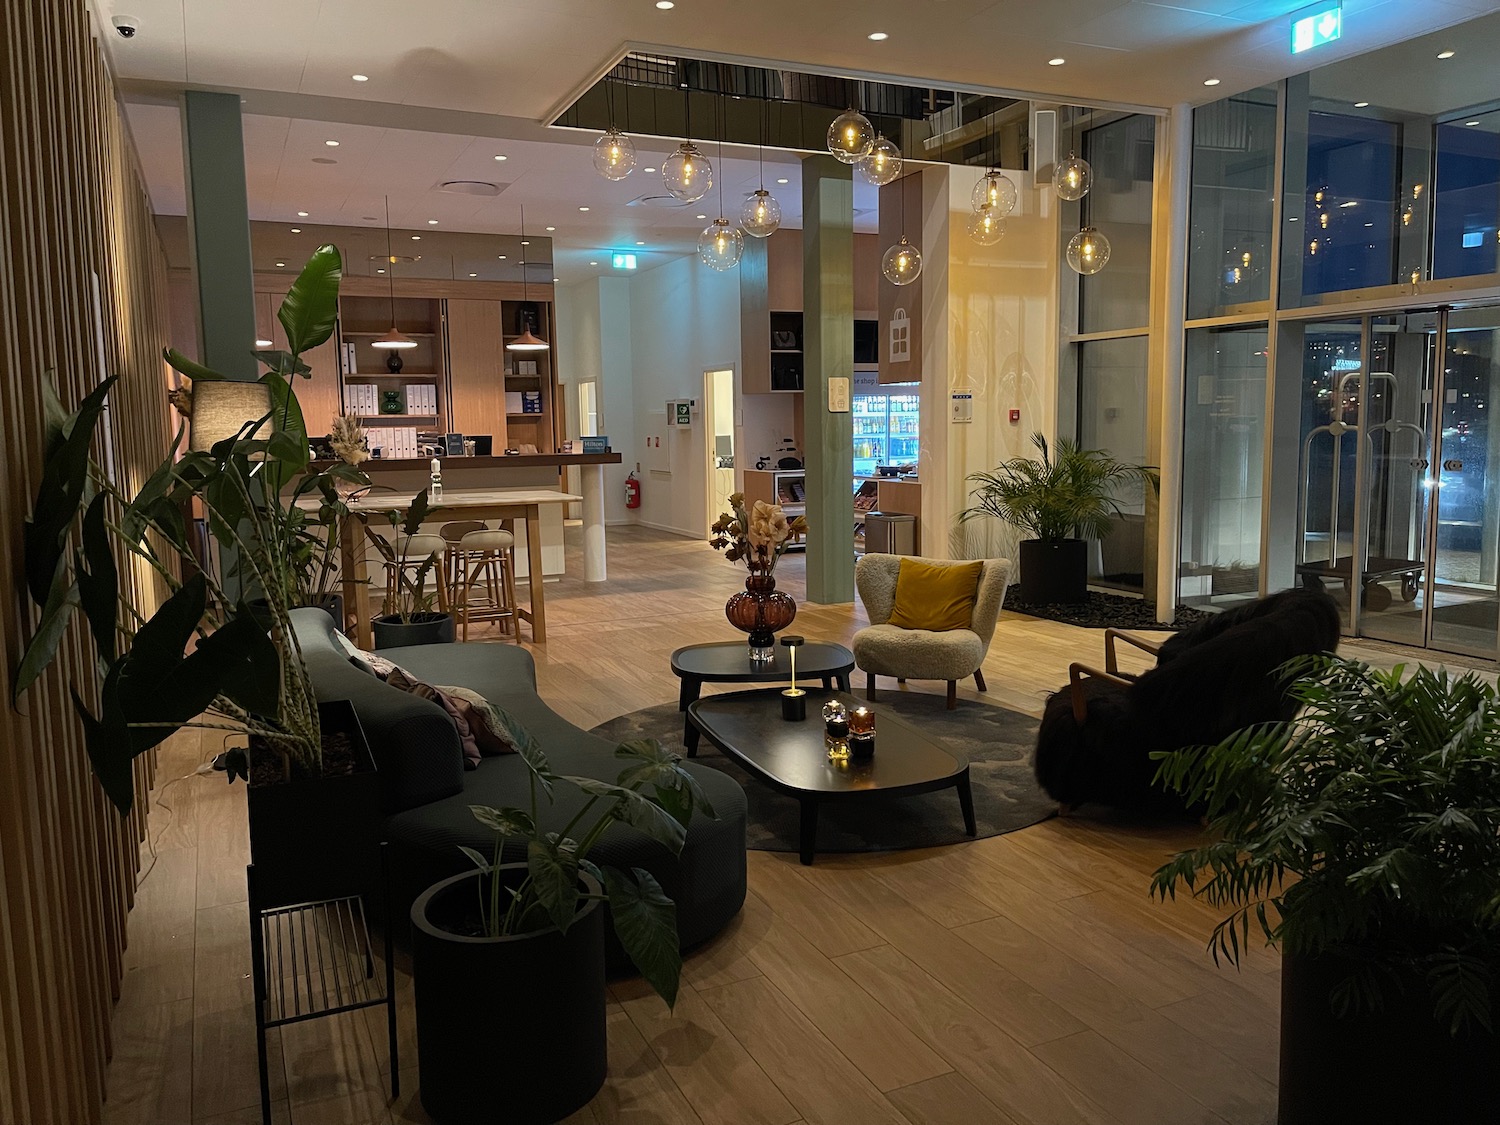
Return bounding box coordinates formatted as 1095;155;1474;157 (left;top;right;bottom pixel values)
296;487;582;513
316;452;622;470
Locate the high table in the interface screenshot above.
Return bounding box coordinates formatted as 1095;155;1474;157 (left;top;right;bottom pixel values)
332;488;581;647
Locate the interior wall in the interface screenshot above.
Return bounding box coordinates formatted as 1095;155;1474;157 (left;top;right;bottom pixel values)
0;3;174;1122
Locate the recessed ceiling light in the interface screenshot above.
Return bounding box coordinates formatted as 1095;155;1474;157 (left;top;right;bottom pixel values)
290;227;301;233
868;31;888;41
297;211;309;217
696;214;706;219
377;268;385;273
325;139;340;146
276;262;286;267
469;272;478;277
644;166;656;173
1438;50;1455;59
411;235;421;240
1355;101;1369;108
545;226;556;231
777;178;789;184
578;206;590;212
521;240;530;246
255;339;273;348
1289;216;1300;221
656;1;673;8
494;154;508;161
591;261;599;266
498;255;507;259
636;240;646;246
1203;78;1220;86
553;277;560;282
1048;57;1065;66
352;74;368;82
1467;120;1481;126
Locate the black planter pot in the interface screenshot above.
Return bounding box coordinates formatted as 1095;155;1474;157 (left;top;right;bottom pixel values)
412;866;607;1125
1018;538;1088;604
372;612;455;650
303;593;344;627
246;699;380;911
1279;949;1500;1124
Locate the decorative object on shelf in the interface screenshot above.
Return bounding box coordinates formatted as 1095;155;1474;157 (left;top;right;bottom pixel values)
823;699;850;762
966;204;1006;246
663;141;711;202
1053;105;1092;201
712;491;806;665
1066;226;1111;275
372;196;417;351
882;171;923;286
507;207;550;352
429;456;443;502
780;635;806;721
698;217;744;271
971;170;1018;216
380;389;403;414
860;133;903;186
827;106;874;164
385;349;403;374
742;100;781;238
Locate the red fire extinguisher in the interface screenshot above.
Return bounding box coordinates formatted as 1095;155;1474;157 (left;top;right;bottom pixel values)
625;470;642;509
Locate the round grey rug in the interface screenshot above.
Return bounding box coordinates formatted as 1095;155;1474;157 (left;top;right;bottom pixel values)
589;690;1055;855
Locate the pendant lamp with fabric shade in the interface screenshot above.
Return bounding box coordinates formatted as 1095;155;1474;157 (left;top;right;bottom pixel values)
371;197;417;350
507;205;550;353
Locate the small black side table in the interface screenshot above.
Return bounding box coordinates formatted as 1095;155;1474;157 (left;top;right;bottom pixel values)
670;641;854;754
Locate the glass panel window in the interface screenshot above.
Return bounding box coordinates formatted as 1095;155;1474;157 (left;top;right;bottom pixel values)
1180;325;1269;607
1080;115;1156;334
1433;113;1500;280
1078;336;1149;590
1301;112;1403;295
1188;89;1278;320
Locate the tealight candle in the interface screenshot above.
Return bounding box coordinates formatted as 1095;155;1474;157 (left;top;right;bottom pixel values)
849;706;875;735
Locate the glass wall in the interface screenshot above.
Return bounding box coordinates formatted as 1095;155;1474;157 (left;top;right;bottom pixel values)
1079;336;1149;589
1080;114;1156;334
1179;325;1268;607
1433;111;1500;280
1188;88;1278;320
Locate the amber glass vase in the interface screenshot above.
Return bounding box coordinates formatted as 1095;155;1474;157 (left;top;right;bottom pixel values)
725;572;797;665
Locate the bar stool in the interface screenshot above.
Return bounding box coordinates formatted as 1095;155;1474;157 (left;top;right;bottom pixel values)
438;521;487;605
376;532;450;615
453;526;518;641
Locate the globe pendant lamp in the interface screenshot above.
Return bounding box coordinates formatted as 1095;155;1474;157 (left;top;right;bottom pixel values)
828;107;875;164
966;204;1006;246
1053;151;1091;201
1066;226;1111;275
663;141;711;202
371;197;417;350
507;205;550;352
859;134;902;186
699;217;744;271
593;126;637;180
971;170;1017;216
742;189;781;238
881;237;922;286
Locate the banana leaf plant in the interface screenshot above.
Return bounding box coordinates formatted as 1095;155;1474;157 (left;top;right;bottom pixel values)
371;488;445;623
13;245;367;815
460;710;716;1010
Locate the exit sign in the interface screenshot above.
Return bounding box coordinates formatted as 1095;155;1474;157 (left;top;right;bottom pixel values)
1291;2;1341;53
611;252;637;270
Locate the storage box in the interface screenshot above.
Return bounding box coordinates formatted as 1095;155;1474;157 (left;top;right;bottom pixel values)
521;390;542;414
580;436;610;453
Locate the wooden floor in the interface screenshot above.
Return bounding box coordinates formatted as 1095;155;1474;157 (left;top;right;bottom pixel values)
100;526;1476;1125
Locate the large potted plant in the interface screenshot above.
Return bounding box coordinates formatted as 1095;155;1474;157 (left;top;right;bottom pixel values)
1151;656;1500;1124
14;245;378;906
961;431;1154;605
369;488;456;649
410;710;715;1124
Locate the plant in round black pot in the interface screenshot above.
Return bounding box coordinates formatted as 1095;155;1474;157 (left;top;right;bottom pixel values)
370;488;455;649
1151;657;1500;1125
411;712;716;1125
960;432;1155;605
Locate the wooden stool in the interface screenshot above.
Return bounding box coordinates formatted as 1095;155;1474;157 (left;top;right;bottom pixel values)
454;528;518;641
377;533;449;615
438;521;487;607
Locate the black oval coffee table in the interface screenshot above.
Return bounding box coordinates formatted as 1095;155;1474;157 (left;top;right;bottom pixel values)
687;687;975;865
670;641;854;754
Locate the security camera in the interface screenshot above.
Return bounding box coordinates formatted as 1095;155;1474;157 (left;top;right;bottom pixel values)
112;15;139;38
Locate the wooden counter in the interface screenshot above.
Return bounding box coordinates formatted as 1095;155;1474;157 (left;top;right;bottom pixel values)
316;452;622;470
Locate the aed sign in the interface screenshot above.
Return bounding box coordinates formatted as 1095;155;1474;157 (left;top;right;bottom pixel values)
1291;2;1341;54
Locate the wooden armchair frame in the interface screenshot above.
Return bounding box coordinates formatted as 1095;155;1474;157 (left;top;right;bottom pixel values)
1067;630;1168;724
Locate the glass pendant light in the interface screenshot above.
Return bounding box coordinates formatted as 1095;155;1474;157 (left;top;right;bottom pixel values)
881;237;923;285
828;107;875;164
663;141;711;202
859;134;902;186
741;103;781;238
371;197;416;350
699;217;744;271
971;170;1017;216
966;204;1006;246
1054;153;1091;200
593;126;637;180
1066;226;1111;275
507;205;550;352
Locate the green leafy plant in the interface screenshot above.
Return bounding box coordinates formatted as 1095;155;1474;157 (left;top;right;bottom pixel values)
1151;656;1500;1034
13;245;366;812
371;489;445;624
458;711;716;1010
960;431;1156;542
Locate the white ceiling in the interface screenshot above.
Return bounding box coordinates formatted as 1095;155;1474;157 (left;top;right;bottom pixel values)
102;0;1500;282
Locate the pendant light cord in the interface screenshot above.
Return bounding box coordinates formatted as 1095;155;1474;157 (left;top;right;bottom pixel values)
519;204;530;303
384;195;397;324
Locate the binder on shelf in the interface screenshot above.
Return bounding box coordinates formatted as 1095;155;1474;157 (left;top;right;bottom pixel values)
504;391;523;414
343;341;358;376
521;390;542;414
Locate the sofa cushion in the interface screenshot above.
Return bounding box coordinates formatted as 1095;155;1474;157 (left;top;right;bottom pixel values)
441;687;521;755
888;558;982;632
384;667;482;769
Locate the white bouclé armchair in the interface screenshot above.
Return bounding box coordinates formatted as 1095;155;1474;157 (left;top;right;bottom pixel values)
851;554;1011;709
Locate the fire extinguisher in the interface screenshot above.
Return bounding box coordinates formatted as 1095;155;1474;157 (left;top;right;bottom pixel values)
625;470;642;509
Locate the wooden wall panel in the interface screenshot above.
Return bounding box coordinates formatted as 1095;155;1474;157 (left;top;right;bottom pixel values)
447;297;508;446
0;4;173;1124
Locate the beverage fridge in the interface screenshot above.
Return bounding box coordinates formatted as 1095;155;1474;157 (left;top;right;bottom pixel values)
852;376;920;477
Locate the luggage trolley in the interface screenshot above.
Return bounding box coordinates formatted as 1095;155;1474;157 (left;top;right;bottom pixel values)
1296;371;1427;609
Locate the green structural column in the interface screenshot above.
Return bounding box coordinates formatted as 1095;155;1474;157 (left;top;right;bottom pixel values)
181;90;257;381
801;156;855;604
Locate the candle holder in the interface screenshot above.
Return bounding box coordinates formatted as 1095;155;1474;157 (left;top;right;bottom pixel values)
822;699;850;762
780;635;806;721
849;705;875;759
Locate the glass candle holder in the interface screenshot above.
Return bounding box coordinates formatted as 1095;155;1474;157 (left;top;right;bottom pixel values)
822;700;850;761
849;707;875;735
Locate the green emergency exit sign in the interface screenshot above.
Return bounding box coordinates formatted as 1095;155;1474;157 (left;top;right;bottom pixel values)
1292;3;1341;54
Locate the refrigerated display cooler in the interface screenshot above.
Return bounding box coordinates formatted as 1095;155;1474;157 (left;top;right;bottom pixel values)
852;384;920;477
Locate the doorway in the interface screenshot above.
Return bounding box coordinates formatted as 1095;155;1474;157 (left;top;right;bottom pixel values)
704;368;735;531
1286;306;1500;657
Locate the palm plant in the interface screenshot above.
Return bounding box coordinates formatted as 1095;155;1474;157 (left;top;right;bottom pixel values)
1151;656;1500;1034
961;431;1155;541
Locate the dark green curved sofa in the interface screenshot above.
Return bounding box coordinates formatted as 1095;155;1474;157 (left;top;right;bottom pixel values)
289;609;748;954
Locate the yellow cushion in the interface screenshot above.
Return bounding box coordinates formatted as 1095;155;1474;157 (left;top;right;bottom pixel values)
888;558;983;632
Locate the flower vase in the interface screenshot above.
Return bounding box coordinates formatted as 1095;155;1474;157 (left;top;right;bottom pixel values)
725;572;797;666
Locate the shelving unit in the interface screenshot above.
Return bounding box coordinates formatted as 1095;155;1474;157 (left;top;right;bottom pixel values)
501;300;559;453
339;295;447;429
768;311;804;393
742;468;807;552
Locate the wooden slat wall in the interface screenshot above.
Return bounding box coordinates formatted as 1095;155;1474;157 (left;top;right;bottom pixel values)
0;4;173;1124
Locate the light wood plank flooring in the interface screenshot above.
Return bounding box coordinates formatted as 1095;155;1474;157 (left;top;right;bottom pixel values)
100;526;1486;1125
